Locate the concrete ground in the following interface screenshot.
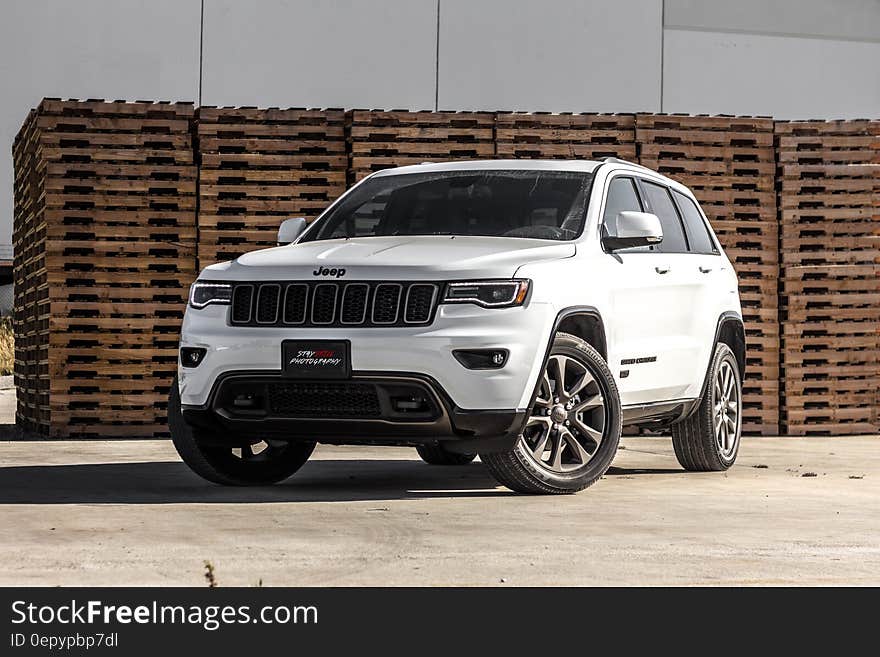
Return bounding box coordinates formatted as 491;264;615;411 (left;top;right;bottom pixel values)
0;378;877;586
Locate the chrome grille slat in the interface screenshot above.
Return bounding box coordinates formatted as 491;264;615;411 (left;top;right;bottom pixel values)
311;284;338;324
282;284;308;324
372;283;402;324
404;284;438;324
231;284;254;323
229;281;438;327
341;284;370;324
255;283;281;324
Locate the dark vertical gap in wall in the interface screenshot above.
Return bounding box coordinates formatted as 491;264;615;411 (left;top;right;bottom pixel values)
195;0;205;270
198;0;205;106
659;0;665;112
773;121;784;433
193;114;202;272
434;0;441;111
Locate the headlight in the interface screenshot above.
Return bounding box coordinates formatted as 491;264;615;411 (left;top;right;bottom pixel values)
189;281;232;309
442;280;530;308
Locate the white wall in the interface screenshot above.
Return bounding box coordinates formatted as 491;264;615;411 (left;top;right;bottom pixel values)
202;0;437;109
662;0;880;118
438;0;662;112
0;0;201;244
2;0;880;243
663;29;880;119
664;0;880;41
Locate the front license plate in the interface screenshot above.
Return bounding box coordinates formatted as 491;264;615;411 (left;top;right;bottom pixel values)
282;340;351;379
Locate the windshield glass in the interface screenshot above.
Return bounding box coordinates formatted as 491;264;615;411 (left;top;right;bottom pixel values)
301;170;593;242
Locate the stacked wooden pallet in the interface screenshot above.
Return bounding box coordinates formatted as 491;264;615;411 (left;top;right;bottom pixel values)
776;120;880;435
12;99;197;438
495;113;636;160
346;110;496;182
636;114;779;435
197;107;346;265
12;110;48;434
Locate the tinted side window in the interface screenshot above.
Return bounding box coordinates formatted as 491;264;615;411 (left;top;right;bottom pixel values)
602;177;643;227
602;177;651;252
673;190;716;254
641;182;688;253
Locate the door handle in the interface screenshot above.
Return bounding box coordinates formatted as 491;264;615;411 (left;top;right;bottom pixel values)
655;265;670;274
699;266;713;274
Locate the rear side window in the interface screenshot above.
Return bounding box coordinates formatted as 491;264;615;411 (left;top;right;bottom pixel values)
640;182;688;253
673;190;717;254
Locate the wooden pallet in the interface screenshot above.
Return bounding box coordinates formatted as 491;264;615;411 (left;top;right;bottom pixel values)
495;112;636;160
636;114;780;434
12;99;197;438
347;110;496;182
776;120;880;436
12;104;880;439
12;109;49;434
196;107;346;265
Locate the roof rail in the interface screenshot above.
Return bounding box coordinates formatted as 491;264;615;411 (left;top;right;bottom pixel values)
599;156;652;171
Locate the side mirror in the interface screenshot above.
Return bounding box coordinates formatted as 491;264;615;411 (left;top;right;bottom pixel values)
278;217;307;245
602;211;663;251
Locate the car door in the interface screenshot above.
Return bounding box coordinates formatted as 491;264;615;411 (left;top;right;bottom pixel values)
671;189;730;396
634;179;707;400
597;175;685;406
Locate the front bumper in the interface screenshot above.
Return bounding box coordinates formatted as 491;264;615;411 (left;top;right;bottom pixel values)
182;371;527;451
178;301;555;411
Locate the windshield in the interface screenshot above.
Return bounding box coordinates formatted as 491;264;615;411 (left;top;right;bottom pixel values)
301;170;593;242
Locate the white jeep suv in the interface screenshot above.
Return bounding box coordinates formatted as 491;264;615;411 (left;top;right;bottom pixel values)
170;158;746;494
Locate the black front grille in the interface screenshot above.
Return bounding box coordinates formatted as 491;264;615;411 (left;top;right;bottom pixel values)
311;284;338;324
229;281;440;327
255;284;281;323
341;284;369;324
267;382;381;417
405;284;438;323
372;284;402;324
231;285;254;323
283;284;308;324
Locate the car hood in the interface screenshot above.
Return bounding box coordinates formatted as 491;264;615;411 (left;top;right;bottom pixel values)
203;235;576;280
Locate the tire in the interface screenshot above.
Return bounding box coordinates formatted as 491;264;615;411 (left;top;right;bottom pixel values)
416;444;476;466
480;333;621;494
168;377;315;486
672;342;742;472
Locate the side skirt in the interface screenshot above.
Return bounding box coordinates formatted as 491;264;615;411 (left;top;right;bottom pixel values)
621;398;700;428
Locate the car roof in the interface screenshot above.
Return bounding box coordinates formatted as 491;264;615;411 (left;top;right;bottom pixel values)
370;159;603;176
368;158;686;191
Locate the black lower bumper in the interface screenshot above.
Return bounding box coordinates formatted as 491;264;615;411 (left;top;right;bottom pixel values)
181;371;526;453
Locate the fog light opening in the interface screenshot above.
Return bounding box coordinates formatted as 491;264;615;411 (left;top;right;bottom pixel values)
180;347;207;368
453;348;509;370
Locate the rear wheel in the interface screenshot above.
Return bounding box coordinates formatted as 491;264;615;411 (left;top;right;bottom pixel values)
481;333;621;494
168;378;315;485
416;444;476;466
671;342;742;471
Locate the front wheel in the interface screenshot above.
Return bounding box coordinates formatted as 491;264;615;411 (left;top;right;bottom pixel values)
671;342;742;471
168;378;315;486
480;333;621;494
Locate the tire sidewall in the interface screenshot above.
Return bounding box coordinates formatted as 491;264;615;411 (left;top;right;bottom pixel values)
705;343;742;468
168;376;315;485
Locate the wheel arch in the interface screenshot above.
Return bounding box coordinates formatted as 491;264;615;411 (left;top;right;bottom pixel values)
715;312;746;381
515;306;610;443
696;312;746;401
554;306;608;361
